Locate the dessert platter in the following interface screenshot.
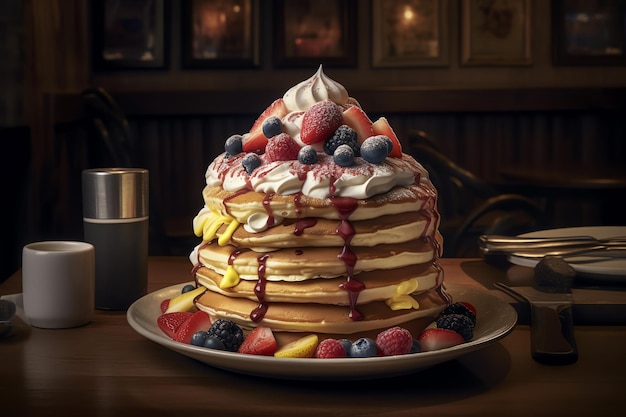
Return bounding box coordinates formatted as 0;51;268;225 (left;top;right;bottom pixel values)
127;66;517;378
508;226;626;282
127;283;517;379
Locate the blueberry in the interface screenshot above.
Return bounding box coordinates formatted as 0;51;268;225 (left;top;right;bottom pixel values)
409;339;422;354
203;335;226;350
298;145;318;165
333;144;354;167
338;338;352;355
190;331;207;347
349;337;378;358
181;284;196;294
225;134;243;156
360;136;390;164
242;153;262;174
262;116;283;138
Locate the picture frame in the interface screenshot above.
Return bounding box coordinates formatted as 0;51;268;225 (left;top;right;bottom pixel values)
552;0;626;66
371;0;449;68
460;0;531;66
182;0;259;68
273;0;357;68
91;0;169;70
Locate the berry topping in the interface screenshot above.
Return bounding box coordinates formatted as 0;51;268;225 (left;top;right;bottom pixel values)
206;319;244;352
243;98;289;153
323;125;359;156
349;337;378;358
190;330;208;346
160;298;170;313
372;117;403;157
274;334;319;358
224;134;243;156
242;152;262;174
298;145;318;165
342;106;373;143
410;339;422;354
203;336;226;350
460;301;478;316
376;326;413;356
300;100;344;145
436;313;475;341
157;311;193;339
173;310;213;344
315;338;348;359
237;326;278;356
338;338;352;355
333;144;355;167
417;328;464;352
264;133;300;162
181;284;196;294
360;135;391;164
262;116;283;138
441;302;477;326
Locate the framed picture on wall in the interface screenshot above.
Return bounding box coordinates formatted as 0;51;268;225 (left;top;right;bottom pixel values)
460;0;532;66
274;0;357;68
91;0;169;70
552;0;626;65
371;0;449;67
182;0;259;68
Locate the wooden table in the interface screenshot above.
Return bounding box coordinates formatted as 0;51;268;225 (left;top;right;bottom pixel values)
1;257;625;416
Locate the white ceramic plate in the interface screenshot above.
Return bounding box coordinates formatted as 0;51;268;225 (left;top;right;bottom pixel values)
508;226;626;282
127;283;517;380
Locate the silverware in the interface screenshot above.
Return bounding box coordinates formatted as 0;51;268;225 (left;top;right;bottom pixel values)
479;234;626;257
495;256;578;365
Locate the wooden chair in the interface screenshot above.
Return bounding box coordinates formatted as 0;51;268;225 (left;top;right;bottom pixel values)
408;130;548;257
81;87;198;255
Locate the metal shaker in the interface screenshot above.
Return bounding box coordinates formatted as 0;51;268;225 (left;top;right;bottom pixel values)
82;168;149;310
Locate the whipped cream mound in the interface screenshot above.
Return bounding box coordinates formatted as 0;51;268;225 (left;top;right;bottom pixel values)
283;65;349;112
206;152;425;200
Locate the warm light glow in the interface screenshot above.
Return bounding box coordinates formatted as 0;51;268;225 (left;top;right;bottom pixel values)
403;5;415;22
233;4;241;13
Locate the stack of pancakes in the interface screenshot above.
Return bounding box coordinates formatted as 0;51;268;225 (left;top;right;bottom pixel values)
190;154;450;341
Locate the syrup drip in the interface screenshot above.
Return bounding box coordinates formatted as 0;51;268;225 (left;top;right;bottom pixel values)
262;192;276;227
293;192;303;216
228;249;243;265
331;196;364;321
250;254;270;322
293;218;317;236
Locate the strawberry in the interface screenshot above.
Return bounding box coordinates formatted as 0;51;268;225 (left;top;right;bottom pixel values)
300;100;344;145
160;298;170;314
342;106;373;143
173;310;212;344
264;133;300;162
244;98;288;153
315;338;348;359
372;117;403;157
237;326;278;356
417;328;464;352
157;311;192;339
376;326;413;356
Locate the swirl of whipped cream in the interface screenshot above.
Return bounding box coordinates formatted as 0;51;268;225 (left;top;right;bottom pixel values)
282;65;349;112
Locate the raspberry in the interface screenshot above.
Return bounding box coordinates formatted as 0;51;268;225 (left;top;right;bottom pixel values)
264;133;300;162
436;314;474;341
375;326;413;356
206;319;244;352
315;339;347;359
441;302;476;326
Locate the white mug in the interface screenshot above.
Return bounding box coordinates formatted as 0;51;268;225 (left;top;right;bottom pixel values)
22;241;95;328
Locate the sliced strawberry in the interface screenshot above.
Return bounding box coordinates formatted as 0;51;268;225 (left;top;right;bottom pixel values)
300;100;344;145
417;328;464;352
160;298;170;314
173;310;212;344
237;326;278;356
342;106;373;143
243;99;289;153
372;117;403;157
157;311;192;339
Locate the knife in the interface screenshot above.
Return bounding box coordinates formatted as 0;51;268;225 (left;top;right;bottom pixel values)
495;256;578;365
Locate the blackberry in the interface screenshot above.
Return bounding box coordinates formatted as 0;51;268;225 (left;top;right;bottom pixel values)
324;125;359;156
206;319;244;352
436;314;474;341
441;302;476;326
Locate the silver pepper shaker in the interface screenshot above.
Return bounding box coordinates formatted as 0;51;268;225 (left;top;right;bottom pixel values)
82;168;149;310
